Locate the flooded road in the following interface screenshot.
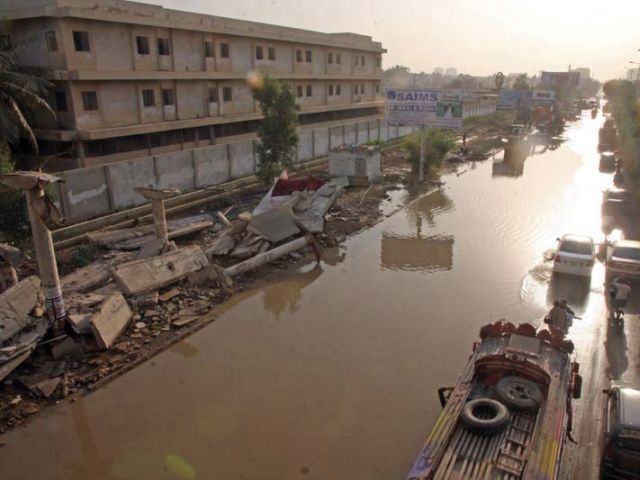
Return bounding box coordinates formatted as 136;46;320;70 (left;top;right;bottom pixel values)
3;111;637;480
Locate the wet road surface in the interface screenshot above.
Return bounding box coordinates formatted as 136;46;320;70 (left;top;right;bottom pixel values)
2;110;638;479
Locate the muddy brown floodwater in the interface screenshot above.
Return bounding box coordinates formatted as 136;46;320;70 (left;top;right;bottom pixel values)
2;111;636;480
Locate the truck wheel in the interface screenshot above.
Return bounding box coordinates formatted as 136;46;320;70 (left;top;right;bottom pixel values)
495;376;542;412
461;398;510;435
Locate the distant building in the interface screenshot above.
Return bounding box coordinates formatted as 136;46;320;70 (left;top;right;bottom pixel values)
627;68;640;82
445;67;457;77
433;67;444;75
1;0;385;170
570;67;591;80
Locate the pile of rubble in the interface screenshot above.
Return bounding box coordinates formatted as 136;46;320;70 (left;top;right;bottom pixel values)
0;175;347;427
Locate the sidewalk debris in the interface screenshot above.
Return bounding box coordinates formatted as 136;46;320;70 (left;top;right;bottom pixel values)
61;261;111;294
112;246;209;296
0;276;41;344
249;206;300;243
90;292;133;349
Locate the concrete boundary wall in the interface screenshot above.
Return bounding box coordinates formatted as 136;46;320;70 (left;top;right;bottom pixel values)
56;117;411;223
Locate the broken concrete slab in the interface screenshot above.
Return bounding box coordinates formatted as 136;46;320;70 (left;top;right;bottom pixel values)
90;292;133;349
61;262;111;294
136;237;166;260
248;206;300;243
0;276;41;344
172;309;198;327
206;234;235;257
112;246;209;296
68;312;93;335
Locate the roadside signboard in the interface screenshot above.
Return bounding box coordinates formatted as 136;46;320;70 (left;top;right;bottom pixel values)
497;90;531;110
385;89;463;129
531;90;555;103
540;71;580;88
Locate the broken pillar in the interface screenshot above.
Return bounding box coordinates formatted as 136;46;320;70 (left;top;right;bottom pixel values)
134;186;180;244
0;172;66;326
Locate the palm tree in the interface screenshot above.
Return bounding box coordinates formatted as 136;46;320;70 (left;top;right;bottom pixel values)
0;27;55;154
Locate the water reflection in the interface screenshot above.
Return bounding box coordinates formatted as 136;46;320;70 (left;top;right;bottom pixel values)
381;232;454;272
405;188;454;226
261;263;323;319
605;320;628;380
492;149;526;178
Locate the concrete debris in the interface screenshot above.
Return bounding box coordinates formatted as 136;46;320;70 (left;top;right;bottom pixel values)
206;234;236;257
0;276;41;344
249;206;300;243
51;336;84;360
132;291;159;309
0;243;24;268
18;373;61;398
89;214;214;250
172;309;198;327
238;211;252;222
67;313;92;335
61;261;111;294
136;238;166;260
112;246;209;296
90;292;133;349
158;288;181;302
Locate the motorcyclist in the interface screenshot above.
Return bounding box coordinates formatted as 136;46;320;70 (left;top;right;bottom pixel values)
546;300;570;335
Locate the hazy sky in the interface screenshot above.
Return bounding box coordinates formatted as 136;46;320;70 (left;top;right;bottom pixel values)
143;0;640;80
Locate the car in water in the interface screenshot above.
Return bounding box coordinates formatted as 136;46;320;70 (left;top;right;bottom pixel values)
606;239;640;279
601;382;640;479
553;234;596;277
602;188;630;220
600;152;617;173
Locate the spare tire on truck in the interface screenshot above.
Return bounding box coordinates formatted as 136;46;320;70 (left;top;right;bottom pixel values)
461;398;510;435
495;376;542;412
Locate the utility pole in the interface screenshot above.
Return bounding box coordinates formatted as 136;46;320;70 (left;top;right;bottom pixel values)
134;186;179;244
0;172;66;327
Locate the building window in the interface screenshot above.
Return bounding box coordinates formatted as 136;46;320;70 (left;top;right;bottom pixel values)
136;36;150;55
376;56;381;68
220;42;230;58
208;87;219;103
222;86;232;102
354;84;358;95
81;91;98;111
45;31;58;52
142;89;155;107
306;85;312;97
361;84;365;94
162;89;174;106
256;45;264;60
361;55;366;66
375;83;380;94
73;31;90;52
336;53;341;64
54;91;67;111
158;38;171;55
268;46;276;61
296;85;303;98
336;84;341;95
204;41;214;58
328;84;334;96
296;49;302;62
328;52;333;64
305;50;312;63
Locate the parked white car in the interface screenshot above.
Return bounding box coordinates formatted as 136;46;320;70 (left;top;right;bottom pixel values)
553;234;596;277
606;239;640;279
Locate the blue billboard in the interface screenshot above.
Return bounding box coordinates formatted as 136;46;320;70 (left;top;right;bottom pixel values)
497;91;532;110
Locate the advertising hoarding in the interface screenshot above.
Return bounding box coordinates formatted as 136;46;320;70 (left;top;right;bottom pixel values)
497;90;531;110
385;89;463;129
531;90;555;103
540;71;580;88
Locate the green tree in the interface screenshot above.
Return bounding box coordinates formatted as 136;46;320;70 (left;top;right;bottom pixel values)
0;24;55;155
404;129;456;174
513;74;530;90
251;76;299;184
